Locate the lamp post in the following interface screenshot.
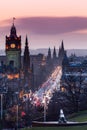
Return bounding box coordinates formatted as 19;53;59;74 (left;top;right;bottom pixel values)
15;91;19;129
0;86;8;120
43;94;46;122
16;104;18;129
0;94;3;120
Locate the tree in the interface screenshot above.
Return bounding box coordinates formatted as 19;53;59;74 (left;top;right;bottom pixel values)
60;74;83;113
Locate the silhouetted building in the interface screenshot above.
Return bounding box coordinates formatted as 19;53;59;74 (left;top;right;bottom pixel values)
53;46;57;59
47;47;51;60
5;22;21;70
61;40;64;52
62;51;69;73
58;40;65;65
23;36;30;72
23;36;35;90
62;51;69;66
58;40;65;58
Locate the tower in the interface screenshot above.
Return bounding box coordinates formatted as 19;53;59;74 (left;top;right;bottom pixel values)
5;19;21;70
47;47;51;60
23;36;34;90
61;40;64;52
23;36;30;72
58;40;65;58
58;40;67;66
53;46;57;59
62;51;69;66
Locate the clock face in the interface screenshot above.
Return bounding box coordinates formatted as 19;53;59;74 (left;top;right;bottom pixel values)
11;43;15;48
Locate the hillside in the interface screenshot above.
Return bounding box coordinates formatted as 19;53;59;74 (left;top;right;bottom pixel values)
22;110;87;130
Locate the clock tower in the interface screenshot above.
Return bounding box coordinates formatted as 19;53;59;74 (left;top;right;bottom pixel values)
5;21;21;70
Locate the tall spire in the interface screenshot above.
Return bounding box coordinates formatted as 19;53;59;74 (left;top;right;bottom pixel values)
25;35;28;46
13;17;16;26
58;46;61;57
47;47;51;60
58;40;65;57
61;40;64;51
10;18;16;37
58;40;66;65
53;46;56;59
23;36;30;70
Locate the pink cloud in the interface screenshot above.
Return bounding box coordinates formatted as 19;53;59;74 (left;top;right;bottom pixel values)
16;17;87;35
1;16;87;35
1;17;87;50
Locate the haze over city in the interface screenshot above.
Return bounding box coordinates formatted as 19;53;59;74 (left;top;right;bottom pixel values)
0;0;87;49
1;1;87;129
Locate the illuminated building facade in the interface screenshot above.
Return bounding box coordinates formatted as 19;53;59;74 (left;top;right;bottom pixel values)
5;22;21;70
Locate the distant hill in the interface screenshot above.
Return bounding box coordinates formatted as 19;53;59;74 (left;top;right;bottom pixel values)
67;49;87;57
0;49;87;57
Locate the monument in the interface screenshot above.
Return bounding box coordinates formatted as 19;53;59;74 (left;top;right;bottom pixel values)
58;109;67;123
32;109;87;127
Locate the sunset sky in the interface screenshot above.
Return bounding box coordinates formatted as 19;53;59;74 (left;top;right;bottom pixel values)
0;0;87;50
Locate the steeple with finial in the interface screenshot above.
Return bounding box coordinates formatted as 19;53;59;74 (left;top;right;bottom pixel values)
10;17;17;37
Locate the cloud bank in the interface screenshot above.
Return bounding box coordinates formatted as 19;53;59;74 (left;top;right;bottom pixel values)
1;16;87;35
1;17;87;50
16;17;87;35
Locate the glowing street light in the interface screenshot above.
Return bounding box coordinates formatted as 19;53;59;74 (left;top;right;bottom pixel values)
15;91;19;129
43;94;47;122
1;94;3;120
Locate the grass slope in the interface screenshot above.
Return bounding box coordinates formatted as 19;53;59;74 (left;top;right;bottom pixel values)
23;126;87;130
22;111;87;130
69;110;87;122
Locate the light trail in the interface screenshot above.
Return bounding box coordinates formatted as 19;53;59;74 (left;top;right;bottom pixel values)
32;66;62;107
22;66;62;108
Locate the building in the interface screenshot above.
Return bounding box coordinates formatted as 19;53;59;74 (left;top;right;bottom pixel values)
47;47;51;61
5;22;21;71
53;46;57;59
23;36;30;73
58;40;66;65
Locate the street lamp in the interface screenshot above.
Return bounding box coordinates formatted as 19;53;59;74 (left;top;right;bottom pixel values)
16;104;18;129
15;91;19;129
43;94;46;122
1;94;3;120
0;86;8;120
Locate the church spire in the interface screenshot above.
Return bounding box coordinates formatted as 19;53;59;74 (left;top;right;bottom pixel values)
23;36;30;70
13;17;15;25
47;47;51;60
61;40;64;51
58;46;61;57
25;35;28;46
10;18;17;37
53;46;56;59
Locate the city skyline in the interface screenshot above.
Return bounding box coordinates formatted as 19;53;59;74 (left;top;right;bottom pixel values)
0;0;87;49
